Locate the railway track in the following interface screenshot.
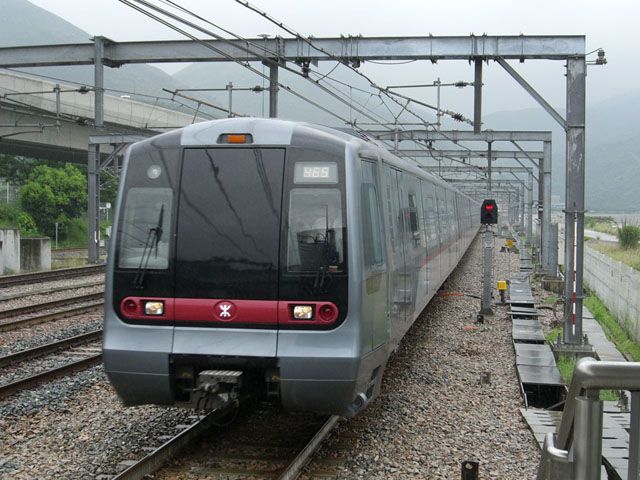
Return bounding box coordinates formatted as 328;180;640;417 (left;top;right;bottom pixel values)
112;405;339;480
0;344;102;400
0;291;104;321
0;264;105;288
0;280;104;303
0;329;102;368
0;298;104;333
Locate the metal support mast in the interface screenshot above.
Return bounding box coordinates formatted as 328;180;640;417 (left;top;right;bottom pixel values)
563;57;587;345
542;141;552;276
474;59;482;134
87;36;106;264
268;62;279;118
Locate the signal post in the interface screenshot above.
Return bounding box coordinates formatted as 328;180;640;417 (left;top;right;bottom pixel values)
479;199;498;317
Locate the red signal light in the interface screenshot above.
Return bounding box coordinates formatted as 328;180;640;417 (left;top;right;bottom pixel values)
484;203;494;211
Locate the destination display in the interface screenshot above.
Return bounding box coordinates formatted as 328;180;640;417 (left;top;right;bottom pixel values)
294;162;338;184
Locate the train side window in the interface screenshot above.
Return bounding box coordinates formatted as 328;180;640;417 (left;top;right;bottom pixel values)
361;160;384;268
408;193;419;233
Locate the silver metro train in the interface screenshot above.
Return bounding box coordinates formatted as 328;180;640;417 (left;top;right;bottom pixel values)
103;118;479;416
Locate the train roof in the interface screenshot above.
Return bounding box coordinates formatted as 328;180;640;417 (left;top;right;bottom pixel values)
135;118;475;202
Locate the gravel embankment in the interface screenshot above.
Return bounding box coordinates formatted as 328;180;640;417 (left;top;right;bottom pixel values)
305;235;540;479
0;283;103;313
0;273;104;300
0;312;102;357
0;235;541;479
0;372;193;478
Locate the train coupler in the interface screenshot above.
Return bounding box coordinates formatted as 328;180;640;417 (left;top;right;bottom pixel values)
193;370;243;411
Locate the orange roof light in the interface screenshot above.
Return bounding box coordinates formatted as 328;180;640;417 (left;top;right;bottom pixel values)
218;133;253;144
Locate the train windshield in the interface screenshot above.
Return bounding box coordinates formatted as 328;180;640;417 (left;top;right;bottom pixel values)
286;188;344;272
117;143;179;270
174;148;285;299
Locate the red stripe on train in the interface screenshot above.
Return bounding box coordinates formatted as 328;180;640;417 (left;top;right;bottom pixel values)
119;297;339;326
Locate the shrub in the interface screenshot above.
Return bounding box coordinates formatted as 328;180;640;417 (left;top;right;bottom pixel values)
617;222;640;250
17;212;38;236
19;164;87;238
0;204;40;236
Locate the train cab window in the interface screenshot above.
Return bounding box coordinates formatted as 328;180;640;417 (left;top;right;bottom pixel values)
118;188;172;269
116;143;180;270
287;188;345;273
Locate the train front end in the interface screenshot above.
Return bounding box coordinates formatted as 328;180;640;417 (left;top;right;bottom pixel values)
103;119;366;415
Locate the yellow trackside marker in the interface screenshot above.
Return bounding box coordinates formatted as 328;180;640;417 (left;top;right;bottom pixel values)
497;280;508;291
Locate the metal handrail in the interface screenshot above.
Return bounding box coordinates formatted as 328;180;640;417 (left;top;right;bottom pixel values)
537;357;640;480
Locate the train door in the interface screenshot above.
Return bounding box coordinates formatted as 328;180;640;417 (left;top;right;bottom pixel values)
421;181;439;298
360;158;388;350
173;148;285;355
435;186;447;280
447;190;459;269
383;165;407;340
402;173;424;319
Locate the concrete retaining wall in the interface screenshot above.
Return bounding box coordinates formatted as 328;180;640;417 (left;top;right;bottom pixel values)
20;237;51;272
0;229;20;273
583;245;640;343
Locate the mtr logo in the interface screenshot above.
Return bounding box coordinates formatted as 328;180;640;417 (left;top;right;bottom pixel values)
214;301;237;321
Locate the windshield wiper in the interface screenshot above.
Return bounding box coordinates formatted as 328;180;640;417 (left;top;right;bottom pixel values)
307;228;339;294
134;204;164;290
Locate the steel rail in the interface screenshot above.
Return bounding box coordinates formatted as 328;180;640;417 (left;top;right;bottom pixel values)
0;281;104;303
0;329;102;368
0;292;104;320
0;302;103;333
0;264;105;288
0;353;102;399
277;415;340;480
113;402;239;480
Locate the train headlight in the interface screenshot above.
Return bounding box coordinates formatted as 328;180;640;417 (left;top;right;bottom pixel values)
292;305;313;320
144;301;165;316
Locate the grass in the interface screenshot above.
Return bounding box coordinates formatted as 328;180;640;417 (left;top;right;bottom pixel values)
590;241;640;272
585;215;618;235
545;314;619;401
544;294;560;305
585;294;640;362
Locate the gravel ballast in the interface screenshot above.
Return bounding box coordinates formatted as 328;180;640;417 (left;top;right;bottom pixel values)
0;372;193;478
0;235;541;478
305;235;540;479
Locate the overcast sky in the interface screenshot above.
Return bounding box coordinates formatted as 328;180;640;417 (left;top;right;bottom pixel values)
26;0;634;117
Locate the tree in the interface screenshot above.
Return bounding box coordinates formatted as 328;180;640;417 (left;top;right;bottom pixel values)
20;165;87;238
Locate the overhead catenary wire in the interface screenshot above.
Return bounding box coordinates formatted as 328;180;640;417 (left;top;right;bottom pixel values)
156;0;450;133
118;0;475;171
119;0;390;128
143;0;479;174
231;0;478;160
232;0;470;127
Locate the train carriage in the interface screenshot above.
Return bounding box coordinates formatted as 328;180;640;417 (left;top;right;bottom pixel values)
103;118;479;416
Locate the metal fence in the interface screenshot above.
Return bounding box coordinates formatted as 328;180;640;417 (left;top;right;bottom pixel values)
0;182;21;204
537;358;640;480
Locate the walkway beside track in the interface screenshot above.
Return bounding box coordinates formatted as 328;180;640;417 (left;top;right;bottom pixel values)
513;236;632;480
